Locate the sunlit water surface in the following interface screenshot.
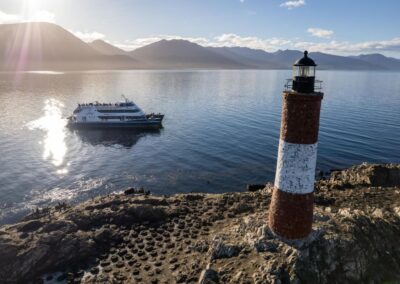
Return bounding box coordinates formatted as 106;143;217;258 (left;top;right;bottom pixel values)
0;70;399;223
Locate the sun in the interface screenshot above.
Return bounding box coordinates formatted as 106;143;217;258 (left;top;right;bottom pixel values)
23;0;43;14
22;0;55;23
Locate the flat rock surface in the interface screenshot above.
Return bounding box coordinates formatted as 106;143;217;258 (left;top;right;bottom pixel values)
0;163;400;283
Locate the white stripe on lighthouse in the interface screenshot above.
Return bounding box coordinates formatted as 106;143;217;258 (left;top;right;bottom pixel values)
274;139;318;194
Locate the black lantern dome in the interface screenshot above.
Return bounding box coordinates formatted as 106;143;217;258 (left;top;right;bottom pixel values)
292;51;317;93
294;50;316;67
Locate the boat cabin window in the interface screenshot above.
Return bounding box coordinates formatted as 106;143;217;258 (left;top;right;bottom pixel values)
97;109;141;113
118;102;135;107
98;116;123;120
126;116;145;120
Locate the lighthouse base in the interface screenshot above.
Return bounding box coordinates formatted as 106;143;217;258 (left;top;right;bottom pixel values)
268;188;314;240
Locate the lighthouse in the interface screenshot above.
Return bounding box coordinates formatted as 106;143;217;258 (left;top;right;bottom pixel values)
268;51;324;240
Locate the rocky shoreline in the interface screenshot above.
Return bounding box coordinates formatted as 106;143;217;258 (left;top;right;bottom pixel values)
1;163;400;284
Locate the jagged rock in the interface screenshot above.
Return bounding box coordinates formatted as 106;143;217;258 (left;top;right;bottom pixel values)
42;220;78;233
184;194;205;201
93;227;120;244
330;163;400;188
231;202;253;215
0;164;399;283
314;196;335;206
16;220;44;232
232;271;248;283
198;264;219;284
210;239;242;260
254;240;278;253
191;241;209;253
246;184;265;192
124;187;136;195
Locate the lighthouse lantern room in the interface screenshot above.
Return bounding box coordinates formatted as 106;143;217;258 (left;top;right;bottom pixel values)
292;50;317;93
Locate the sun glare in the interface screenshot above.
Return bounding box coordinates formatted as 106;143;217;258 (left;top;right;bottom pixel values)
21;0;55;23
27;99;68;171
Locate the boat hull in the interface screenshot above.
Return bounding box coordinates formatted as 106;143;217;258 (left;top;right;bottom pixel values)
67;119;163;129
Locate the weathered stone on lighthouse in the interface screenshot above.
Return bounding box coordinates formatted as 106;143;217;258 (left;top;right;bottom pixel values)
280;92;323;144
274;140;318;194
268;51;324;240
269;190;314;239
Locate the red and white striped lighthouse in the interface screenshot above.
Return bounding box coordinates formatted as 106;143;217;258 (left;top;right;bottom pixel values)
268;51;324;240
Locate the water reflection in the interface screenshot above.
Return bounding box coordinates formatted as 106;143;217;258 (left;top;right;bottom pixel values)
25;71;64;75
27;99;67;169
72;128;161;148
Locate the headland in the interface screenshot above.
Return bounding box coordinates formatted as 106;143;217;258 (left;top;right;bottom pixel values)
1;163;399;283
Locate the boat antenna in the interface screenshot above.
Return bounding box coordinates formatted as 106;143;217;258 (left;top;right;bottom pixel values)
121;94;128;102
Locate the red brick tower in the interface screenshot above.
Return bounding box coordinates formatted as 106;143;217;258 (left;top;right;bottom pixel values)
268;51;324;240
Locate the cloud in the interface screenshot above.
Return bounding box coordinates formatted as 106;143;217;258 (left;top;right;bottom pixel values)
211;33;291;51
0;9;55;24
307;28;333;39
0;10;21;24
114;33;400;57
30;10;55;23
114;33;291;52
71;31;106;42
280;0;306;9
210;34;400;55
294;37;400;54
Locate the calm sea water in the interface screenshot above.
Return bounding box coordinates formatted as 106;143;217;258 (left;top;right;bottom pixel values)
0;70;399;223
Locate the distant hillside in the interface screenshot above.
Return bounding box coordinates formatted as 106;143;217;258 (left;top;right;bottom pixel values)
129;39;247;69
89;39;128;56
351;54;400;70
209;48;391;70
0;22;399;71
311;52;385;70
0;22;142;71
209;47;286;69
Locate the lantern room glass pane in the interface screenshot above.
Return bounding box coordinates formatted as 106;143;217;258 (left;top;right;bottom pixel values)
293;66;315;77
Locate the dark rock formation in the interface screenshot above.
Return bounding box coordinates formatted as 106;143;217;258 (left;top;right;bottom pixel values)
0;163;399;283
210;239;242;260
199;264;219;284
246;184;266;192
329;163;400;188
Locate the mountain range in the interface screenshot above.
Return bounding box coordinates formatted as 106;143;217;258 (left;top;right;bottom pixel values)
1;22;400;71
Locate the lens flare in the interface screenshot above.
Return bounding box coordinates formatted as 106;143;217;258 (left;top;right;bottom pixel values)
27;99;68;171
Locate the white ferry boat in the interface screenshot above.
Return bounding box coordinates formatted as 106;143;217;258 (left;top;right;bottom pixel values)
67;96;164;129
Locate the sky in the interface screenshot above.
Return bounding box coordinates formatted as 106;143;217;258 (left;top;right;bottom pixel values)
1;0;400;57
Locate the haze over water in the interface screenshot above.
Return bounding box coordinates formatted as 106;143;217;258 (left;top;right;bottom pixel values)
0;70;399;224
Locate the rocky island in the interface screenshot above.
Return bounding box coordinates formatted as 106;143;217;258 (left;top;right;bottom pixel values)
1;163;400;284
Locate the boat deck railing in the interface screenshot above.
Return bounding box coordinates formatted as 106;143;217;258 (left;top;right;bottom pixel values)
77;102;136;108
